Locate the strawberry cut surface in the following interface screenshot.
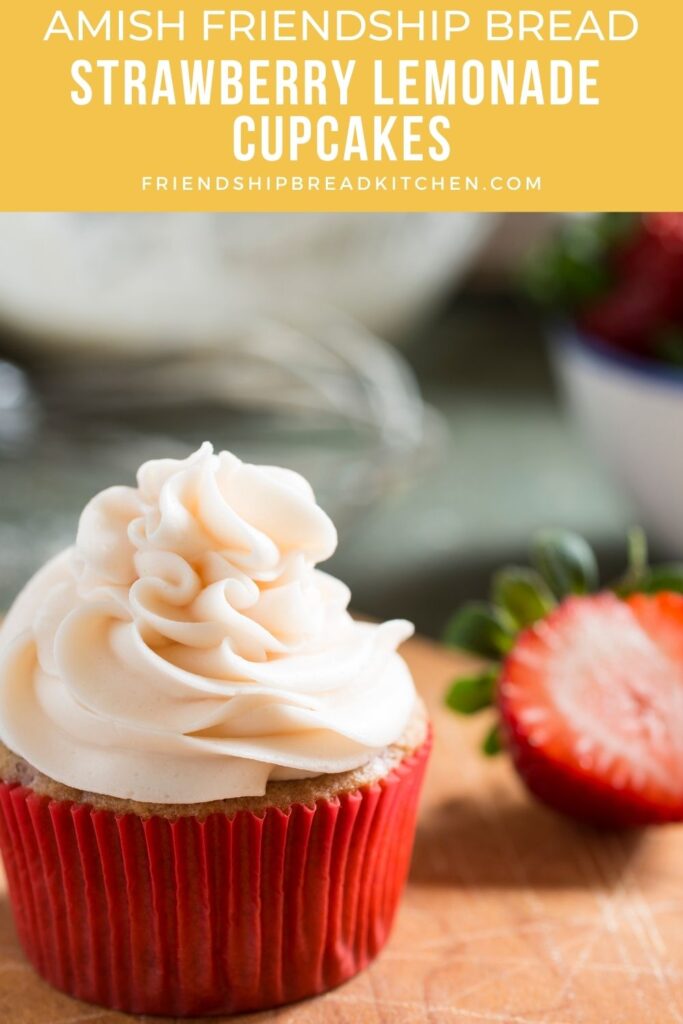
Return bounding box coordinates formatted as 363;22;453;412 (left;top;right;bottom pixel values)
499;592;683;826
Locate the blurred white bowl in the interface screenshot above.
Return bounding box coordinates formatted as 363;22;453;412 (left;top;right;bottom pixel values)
553;328;683;556
0;213;495;355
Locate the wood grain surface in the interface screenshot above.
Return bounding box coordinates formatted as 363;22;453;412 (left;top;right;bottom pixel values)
1;635;682;1024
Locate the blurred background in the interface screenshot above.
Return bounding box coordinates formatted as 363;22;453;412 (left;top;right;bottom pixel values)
1;211;681;637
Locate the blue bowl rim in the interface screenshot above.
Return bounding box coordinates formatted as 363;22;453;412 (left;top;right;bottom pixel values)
552;322;683;391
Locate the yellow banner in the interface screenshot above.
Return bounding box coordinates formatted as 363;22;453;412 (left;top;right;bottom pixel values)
0;2;681;211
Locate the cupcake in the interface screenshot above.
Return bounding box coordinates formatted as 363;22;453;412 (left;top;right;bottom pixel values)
0;443;430;1016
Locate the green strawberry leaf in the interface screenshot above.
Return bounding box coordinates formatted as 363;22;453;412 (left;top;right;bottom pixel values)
636;564;683;595
654;327;683;368
445;669;498;715
523;213;639;312
531;529;599;598
443;603;513;659
482;723;503;757
492;567;555;629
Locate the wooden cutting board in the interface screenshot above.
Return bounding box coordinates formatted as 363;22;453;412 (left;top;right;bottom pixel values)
1;634;683;1024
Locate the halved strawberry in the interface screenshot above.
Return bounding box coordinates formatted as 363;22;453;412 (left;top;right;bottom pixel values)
499;592;683;827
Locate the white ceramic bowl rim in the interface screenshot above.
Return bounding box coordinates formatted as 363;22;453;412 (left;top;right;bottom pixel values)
554;323;683;391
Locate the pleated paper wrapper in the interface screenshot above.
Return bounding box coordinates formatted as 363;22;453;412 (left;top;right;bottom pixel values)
0;735;430;1016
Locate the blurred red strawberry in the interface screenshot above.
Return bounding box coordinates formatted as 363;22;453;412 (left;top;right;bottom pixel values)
579;214;683;354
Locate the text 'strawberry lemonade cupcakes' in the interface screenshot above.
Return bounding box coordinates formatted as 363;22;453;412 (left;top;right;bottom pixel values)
0;443;430;1017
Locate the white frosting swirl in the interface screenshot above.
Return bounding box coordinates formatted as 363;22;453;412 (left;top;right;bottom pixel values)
0;444;416;803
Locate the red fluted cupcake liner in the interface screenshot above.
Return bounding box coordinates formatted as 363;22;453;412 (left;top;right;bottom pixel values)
0;735;430;1017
